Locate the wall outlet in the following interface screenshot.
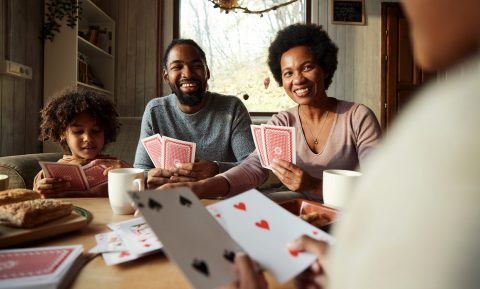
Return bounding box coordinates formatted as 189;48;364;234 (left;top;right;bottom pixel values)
0;60;33;79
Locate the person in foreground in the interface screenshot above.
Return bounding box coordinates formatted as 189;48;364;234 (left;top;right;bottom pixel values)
226;0;480;288
163;24;381;200
34;87;130;197
134;38;255;188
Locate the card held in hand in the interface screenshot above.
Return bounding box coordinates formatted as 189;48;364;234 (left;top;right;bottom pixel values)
207;189;334;283
40;162;89;191
129;188;240;289
250;125;268;168
261;124;296;168
161;136;196;170
141;134;163;168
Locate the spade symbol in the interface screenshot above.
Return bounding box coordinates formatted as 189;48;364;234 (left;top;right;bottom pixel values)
137;202;144;208
131;192;140;200
192;258;209;277
223;250;235;263
179;195;193;207
148;198;162;211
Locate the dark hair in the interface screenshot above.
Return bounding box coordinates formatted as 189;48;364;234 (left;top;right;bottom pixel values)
162;38;208;69
268;23;338;89
39;86;120;153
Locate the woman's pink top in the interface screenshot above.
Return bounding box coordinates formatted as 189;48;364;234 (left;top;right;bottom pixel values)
219;100;382;199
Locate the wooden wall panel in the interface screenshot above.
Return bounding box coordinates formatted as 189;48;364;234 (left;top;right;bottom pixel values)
311;0;401;122
96;0;160;118
0;0;43;156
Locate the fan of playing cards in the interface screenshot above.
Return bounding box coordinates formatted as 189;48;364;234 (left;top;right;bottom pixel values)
141;134;196;169
39;161;108;191
251;124;296;169
129;188;334;289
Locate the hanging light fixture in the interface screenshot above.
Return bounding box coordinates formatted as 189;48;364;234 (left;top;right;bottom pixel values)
208;0;299;16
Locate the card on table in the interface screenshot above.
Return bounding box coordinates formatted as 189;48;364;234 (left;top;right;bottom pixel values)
141;134;163;168
207;189;334;283
129;188;240;289
250;125;268;168
40;162;89;191
109;217;163;256
261;124;296;168
161;136;196;170
0;245;83;288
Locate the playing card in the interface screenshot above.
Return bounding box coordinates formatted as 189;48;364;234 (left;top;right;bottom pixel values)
161;136;196;170
0;245;83;287
82;163;108;188
129;188;240;289
40;162;89;191
101;250;142;266
261;125;296;168
250;125;268;168
111;217;163;255
208;189;334;283
90;231;127;253
141;134;163;168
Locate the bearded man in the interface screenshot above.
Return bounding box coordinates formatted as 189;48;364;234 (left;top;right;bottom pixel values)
134;39;255;189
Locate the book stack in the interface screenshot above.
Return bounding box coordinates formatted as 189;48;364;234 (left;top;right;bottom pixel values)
0;245;84;289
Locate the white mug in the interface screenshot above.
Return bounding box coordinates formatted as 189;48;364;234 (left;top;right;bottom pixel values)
0;174;8;191
323;169;362;209
108;168;145;215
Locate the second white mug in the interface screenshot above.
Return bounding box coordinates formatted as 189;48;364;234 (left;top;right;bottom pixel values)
108;168;145;215
323;169;362;209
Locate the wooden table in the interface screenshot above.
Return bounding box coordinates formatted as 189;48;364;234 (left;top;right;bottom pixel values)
37;198;295;289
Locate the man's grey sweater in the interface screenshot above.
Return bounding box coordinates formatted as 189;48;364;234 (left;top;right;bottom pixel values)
134;92;255;173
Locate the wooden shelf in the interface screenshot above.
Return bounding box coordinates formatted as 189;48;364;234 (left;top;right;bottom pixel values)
77;81;112;95
78;36;113;59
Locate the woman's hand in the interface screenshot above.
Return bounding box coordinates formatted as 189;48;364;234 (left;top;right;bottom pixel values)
221;252;268;289
90;159;130;175
35;177;69;198
158;176;230;199
270;159;322;195
289;235;329;289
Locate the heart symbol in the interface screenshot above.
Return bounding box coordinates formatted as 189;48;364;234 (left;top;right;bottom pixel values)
233;202;246;211
148;198;162;211
192;258;209;277
215;213;221;218
312;231;319;235
119;251;130;258
289;249;299;257
223;250;235;263
179;195;192;207
255;219;270;230
143;243;151;248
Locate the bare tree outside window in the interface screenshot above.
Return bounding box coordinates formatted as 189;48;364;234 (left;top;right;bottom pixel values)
180;0;307;113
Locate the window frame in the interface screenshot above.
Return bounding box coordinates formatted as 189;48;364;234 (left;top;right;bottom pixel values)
173;0;312;116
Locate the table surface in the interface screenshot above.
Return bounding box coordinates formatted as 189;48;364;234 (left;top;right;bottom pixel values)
35;198;296;289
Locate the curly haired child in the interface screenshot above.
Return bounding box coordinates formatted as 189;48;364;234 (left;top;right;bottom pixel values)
34;86;131;197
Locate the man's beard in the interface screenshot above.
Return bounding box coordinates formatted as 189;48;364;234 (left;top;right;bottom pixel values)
170;83;205;106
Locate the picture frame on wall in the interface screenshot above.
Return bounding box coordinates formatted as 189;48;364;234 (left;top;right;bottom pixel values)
331;0;365;25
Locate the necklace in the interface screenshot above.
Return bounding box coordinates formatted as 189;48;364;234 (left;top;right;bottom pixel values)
303;109;329;145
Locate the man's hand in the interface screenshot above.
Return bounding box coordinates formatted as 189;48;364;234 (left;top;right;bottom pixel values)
172;159;219;181
147;168;176;188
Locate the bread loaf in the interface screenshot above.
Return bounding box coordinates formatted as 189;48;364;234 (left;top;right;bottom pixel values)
0;189;41;206
0;199;73;228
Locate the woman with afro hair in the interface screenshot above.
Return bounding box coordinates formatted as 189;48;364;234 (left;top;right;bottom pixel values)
34;86;130;197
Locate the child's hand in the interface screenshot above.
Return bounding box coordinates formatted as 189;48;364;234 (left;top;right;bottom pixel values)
36;177;69;198
90;159;130;175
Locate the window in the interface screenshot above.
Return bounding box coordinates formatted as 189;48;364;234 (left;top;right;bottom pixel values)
179;0;309;114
